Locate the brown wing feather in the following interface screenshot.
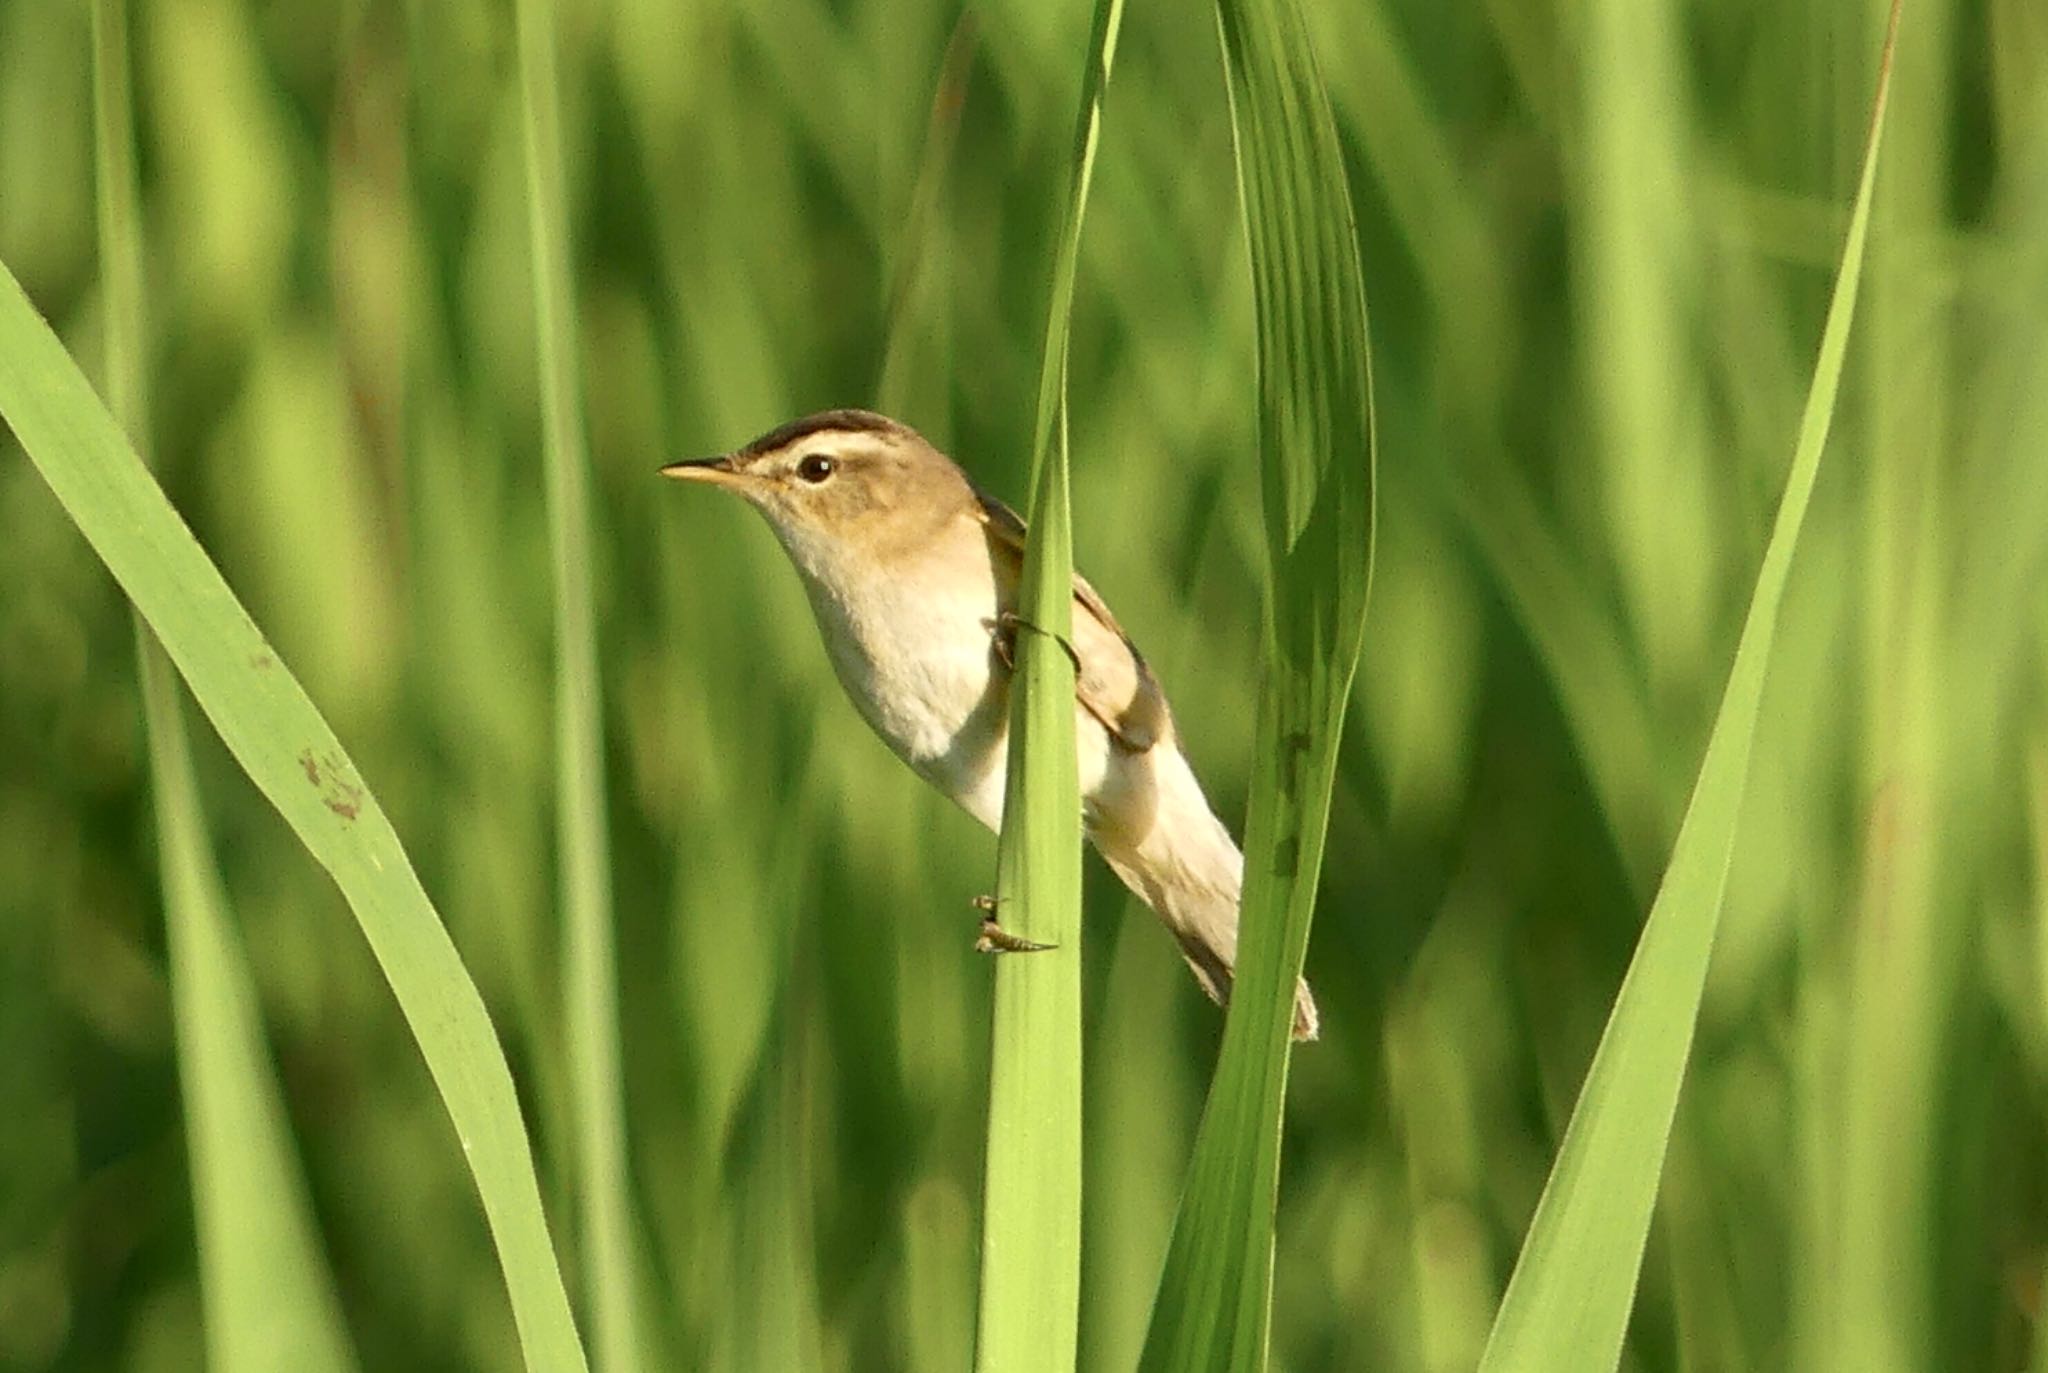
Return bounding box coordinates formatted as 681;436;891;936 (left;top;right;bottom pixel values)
972;489;1169;753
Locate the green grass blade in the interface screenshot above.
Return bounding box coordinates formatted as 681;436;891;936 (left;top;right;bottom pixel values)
973;1;1123;1369
514;2;644;1368
92;3;359;1367
1137;0;1377;1365
0;259;589;1373
1474;8;1902;1370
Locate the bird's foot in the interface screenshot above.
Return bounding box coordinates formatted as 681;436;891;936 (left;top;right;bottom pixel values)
972;894;1056;954
989;611;1080;676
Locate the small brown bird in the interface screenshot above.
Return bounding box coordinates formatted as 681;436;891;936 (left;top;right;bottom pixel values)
664;409;1317;1040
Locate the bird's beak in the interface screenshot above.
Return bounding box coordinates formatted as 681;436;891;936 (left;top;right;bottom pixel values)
660;454;744;488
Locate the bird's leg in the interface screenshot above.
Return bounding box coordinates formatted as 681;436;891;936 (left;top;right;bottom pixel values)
972;894;1056;954
989;611;1081;676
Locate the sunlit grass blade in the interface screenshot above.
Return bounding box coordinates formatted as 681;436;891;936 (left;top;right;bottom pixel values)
92;2;359;1367
974;1;1124;1369
1474;6;1902;1370
0;259;589;1373
514;1;644;1368
1137;0;1377;1363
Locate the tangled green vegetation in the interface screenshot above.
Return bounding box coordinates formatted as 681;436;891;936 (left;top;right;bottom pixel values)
0;0;2041;1370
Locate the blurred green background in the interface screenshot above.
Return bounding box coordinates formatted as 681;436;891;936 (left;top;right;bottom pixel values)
3;0;2045;1369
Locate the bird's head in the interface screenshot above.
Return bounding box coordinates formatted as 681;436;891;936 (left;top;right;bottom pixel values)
663;409;974;584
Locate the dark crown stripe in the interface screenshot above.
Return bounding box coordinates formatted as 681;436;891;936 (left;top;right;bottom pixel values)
739;408;905;456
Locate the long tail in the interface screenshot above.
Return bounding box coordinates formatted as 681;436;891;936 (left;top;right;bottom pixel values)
1087;741;1320;1042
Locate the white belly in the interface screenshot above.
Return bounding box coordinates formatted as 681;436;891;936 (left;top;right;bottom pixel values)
803;568;1115;833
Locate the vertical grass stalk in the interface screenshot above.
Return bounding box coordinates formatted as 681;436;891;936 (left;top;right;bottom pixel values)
1137;0;1377;1366
91;2;359;1367
514;2;644;1369
1821;4;1953;1369
973;1;1123;1369
1474;6;1901;1369
0;262;590;1371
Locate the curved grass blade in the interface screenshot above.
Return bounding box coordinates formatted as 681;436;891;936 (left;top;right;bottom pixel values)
513;1;644;1368
91;3;359;1367
973;1;1124;1369
0;260;589;1372
1137;0;1376;1365
1474;6;1902;1370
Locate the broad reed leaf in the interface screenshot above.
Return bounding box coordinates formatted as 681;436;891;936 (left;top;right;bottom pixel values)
1475;7;1902;1369
0;259;589;1373
1137;0;1376;1365
514;1;644;1367
92;3;358;1367
974;0;1124;1369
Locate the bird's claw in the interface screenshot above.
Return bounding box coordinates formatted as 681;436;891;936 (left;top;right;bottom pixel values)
990;611;1080;676
972;895;1057;954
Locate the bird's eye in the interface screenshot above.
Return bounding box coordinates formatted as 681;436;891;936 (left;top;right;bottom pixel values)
796;453;837;484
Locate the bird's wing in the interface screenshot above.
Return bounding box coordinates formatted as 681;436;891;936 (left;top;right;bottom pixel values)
972;488;1170;753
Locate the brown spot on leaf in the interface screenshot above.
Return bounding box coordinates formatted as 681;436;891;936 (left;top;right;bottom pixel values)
251;651;275;670
320;751;361;822
299;748;361;821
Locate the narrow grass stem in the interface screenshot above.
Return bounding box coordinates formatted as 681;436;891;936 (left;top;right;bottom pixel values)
513;2;644;1368
973;3;1124;1370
